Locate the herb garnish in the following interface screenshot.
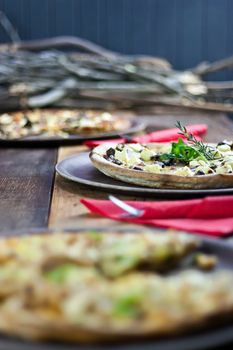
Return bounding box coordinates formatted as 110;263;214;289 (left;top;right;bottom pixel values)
159;122;216;164
176;121;215;161
45;264;78;283
113;292;142;318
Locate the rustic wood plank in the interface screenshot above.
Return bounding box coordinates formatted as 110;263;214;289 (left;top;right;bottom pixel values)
0;148;57;234
49;111;233;230
141;111;233;142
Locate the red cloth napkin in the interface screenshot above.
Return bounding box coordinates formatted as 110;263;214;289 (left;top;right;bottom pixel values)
80;195;233;237
84;124;207;148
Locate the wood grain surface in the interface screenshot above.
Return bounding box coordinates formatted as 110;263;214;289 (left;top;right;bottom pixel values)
0;110;233;350
49;111;233;230
0;109;232;232
0;148;57;235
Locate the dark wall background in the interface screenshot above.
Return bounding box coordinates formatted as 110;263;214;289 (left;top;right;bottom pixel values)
0;0;232;80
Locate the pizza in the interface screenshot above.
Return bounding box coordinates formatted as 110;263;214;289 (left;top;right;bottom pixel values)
0;231;232;343
0;109;131;139
90;140;233;189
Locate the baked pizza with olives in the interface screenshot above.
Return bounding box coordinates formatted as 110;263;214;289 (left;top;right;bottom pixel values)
0;109;131;140
90;123;233;189
0;231;232;343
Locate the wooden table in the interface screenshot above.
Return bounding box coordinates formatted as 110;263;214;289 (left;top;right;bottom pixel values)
0;108;233;349
1;108;232;234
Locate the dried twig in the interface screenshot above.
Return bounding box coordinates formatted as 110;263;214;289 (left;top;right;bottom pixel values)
0;11;233;113
0;47;232;112
0;11;21;43
193;56;233;76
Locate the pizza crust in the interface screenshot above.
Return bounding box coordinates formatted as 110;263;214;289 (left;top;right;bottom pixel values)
90;143;233;189
0;299;232;343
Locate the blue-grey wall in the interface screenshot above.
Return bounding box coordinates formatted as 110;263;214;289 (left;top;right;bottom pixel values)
0;0;232;79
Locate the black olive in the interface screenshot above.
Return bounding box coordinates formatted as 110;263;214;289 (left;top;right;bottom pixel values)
156;161;165;168
196;170;205;175
133;166;143;171
104;154;115;161
24;116;32;128
112;159;123;166
163;158;175;166
210;164;217;170
217;141;231;147
116;144;124;151
106;148;115;157
150;154;161;161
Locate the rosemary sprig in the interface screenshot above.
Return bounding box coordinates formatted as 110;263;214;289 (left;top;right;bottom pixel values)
159;138;202;164
159;121;217;164
175;121;215;161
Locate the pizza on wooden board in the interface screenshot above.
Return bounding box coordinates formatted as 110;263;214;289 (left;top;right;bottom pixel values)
90;122;233;189
0;109;131;139
0;231;232;343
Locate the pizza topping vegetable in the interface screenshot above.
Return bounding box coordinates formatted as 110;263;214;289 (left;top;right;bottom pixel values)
194;253;218;271
174;121;217;161
103;129;233;176
0;110;128;139
61;271;233;328
0;232;231;342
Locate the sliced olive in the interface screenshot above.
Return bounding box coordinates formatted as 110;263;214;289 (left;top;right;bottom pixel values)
163;158;175;166
116;144;124;151
150;154;161;161
112;159;123;166
133;166;143;171
106;148;115;157
196;170;205;175
24;116;33;128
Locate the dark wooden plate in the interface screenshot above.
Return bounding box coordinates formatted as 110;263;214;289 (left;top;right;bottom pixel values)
0;120;145;146
0;230;232;350
56;153;233;198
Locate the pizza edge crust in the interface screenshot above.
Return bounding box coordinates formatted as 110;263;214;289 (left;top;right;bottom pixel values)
0;299;232;343
90;143;233;189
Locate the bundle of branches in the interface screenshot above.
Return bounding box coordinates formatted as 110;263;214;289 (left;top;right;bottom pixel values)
1;12;233;112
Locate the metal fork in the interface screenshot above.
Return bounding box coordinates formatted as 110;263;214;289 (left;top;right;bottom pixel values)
108;195;145;218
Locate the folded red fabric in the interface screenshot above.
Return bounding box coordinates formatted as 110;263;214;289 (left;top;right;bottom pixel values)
84;124;207;148
132;124;207;143
80;195;233;237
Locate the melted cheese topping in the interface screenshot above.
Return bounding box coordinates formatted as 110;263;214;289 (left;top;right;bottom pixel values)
106;142;233;176
0;232;232;340
0;110;123;139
